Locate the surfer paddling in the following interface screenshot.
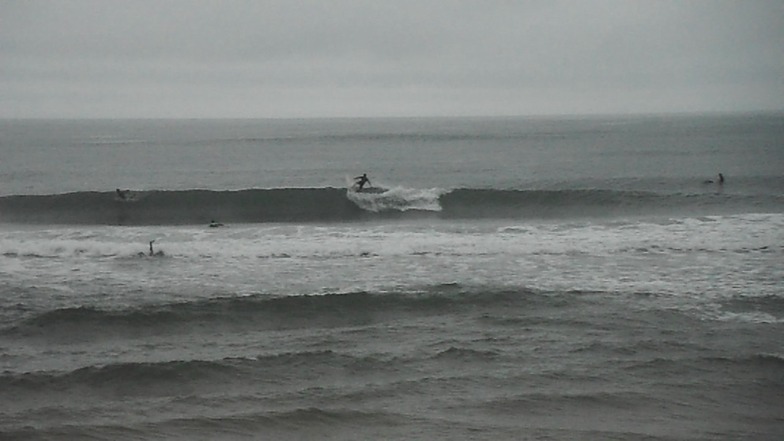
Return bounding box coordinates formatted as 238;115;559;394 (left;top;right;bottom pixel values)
354;173;371;191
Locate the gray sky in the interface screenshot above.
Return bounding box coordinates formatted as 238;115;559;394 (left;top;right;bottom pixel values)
2;0;783;118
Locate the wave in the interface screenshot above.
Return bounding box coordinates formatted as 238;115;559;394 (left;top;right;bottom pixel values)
1;187;780;225
0;358;244;394
2;285;539;339
480;390;656;414
0;406;401;441
624;352;784;379
0;351;390;395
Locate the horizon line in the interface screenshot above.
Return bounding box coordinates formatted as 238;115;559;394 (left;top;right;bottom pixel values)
2;109;783;121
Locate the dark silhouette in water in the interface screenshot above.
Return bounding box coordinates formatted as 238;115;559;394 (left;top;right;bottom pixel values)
704;173;725;185
209;219;224;228
141;240;164;257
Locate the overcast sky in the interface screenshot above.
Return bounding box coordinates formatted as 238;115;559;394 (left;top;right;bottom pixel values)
2;0;783;118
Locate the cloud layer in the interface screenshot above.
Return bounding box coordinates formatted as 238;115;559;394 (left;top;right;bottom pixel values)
2;0;783;118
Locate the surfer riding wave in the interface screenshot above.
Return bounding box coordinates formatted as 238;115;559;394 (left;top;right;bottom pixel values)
354;173;371;191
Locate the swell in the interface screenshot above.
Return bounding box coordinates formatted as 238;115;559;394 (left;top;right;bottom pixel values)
1;285;539;339
0;344;514;408
1;187;781;225
5;350;780;395
1;407;403;441
0;351;392;397
6;351;779;430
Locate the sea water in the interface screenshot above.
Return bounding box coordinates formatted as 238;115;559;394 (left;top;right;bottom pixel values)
1;114;783;440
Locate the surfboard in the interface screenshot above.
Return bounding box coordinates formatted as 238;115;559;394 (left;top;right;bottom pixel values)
356;187;386;194
345;175;384;193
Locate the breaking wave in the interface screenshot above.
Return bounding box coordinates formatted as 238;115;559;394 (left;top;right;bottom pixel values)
0;187;780;225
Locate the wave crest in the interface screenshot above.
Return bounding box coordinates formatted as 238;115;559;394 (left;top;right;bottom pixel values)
0;187;780;225
347;186;445;212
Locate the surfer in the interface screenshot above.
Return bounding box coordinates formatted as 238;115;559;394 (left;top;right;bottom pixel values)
704;173;725;185
148;240;164;257
209;219;224;228
116;188;129;200
354;173;371;191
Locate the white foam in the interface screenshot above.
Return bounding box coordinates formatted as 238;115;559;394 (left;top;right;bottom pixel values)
346;185;446;212
1;213;781;310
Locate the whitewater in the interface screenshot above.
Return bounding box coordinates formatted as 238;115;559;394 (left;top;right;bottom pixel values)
1;114;783;440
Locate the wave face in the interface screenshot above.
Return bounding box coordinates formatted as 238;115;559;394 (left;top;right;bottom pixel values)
1;287;545;342
1;187;780;225
0;188;361;225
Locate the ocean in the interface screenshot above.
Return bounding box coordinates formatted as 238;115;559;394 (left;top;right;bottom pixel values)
1;114;783;440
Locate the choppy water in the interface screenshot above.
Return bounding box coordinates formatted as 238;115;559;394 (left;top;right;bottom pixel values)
1;114;783;440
